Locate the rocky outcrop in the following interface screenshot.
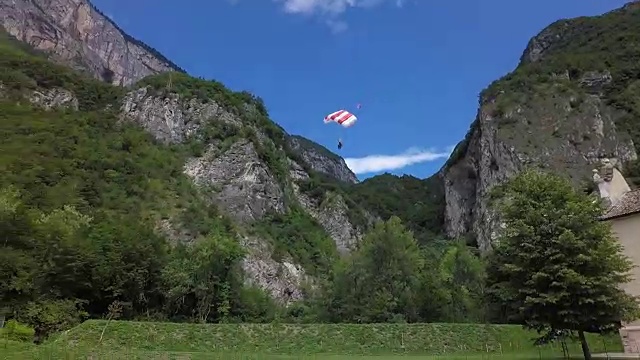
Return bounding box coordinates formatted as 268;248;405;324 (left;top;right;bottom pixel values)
0;0;181;86
443;93;636;253
519;20;572;64
300;192;360;255
184;140;286;223
289;159;361;254
287;135;358;184
120;86;362;240
29;88;78;110
521;2;640;65
240;235;306;304
439;108;523;253
120;87;241;144
0;84;79;110
116;86;364;301
441;14;638;253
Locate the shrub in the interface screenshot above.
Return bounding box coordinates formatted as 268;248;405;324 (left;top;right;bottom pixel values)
1;319;35;343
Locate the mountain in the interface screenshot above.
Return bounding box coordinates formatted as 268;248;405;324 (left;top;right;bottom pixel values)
439;1;640;252
0;29;365;307
3;0;640;307
0;0;454;312
0;0;183;85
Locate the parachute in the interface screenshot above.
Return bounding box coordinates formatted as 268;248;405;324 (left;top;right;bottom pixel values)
324;109;358;128
324;109;358;150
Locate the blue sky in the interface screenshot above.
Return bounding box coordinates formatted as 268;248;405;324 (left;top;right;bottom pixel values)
92;0;629;180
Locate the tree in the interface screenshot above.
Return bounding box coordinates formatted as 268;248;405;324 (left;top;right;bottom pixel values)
162;235;244;323
486;169;640;360
437;240;486;323
328;216;424;323
0;187;92;339
411;239;488;323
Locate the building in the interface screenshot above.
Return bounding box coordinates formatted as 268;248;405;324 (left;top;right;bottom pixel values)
593;158;640;353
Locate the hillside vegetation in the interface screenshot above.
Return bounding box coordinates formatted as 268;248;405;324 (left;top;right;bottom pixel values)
0;32;273;335
0;25;483;340
299;171;446;245
346;174;446;244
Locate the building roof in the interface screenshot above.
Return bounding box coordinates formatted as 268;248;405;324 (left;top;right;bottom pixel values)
601;189;640;220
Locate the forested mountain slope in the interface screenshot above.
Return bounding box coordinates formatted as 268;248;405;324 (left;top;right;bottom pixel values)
0;23;486;334
439;1;640;252
0;0;452;250
0;24;371;307
4;0;640;335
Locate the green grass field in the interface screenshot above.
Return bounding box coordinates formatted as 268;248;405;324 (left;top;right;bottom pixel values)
1;321;624;359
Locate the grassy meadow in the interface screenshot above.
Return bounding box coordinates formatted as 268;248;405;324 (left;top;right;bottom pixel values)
1;320;624;359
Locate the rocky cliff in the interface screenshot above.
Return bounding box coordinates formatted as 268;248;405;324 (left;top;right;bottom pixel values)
0;23;370;302
120;73;368;301
287;135;358;184
0;0;182;86
440;2;640;253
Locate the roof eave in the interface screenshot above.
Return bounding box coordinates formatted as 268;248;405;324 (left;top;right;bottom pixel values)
599;209;640;221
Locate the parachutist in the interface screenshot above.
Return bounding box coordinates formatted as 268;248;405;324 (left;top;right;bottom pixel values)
324;109;357;151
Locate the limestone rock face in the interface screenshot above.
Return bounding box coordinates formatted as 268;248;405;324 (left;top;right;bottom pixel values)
0;0;181;85
439;4;639;252
117;87;365;303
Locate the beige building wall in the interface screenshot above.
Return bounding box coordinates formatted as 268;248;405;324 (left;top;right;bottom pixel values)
610;213;640;352
611;214;640;299
592;158;640;353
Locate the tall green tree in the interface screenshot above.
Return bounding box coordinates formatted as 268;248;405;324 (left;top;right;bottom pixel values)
487;169;640;360
0;187;92;339
328;216;424;323
437;240;486;323
0;186;38;312
162;235;244;323
412;239;487;323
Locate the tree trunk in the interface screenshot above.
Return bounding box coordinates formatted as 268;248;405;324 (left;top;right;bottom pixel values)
578;330;592;360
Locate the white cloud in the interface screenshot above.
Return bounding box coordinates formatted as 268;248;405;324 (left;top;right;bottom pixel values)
344;147;452;175
275;0;406;15
264;0;409;31
228;0;409;31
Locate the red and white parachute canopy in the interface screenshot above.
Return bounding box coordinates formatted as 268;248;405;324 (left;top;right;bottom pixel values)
324;109;357;128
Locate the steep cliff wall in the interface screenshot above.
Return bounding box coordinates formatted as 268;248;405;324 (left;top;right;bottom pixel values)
440;3;640;252
287;135;358;184
117;74;365;301
0;0;182;86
